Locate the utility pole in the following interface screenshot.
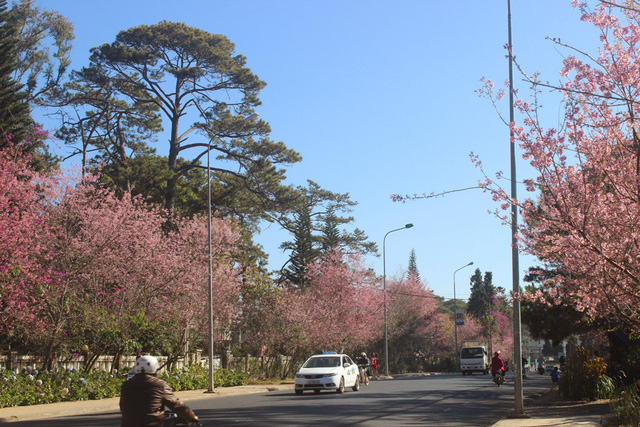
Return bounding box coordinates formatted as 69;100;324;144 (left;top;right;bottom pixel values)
507;0;526;417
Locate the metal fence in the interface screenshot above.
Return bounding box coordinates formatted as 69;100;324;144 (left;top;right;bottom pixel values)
0;352;208;374
1;352;292;378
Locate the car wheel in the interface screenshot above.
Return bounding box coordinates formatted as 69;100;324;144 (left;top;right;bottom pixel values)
295;389;303;395
336;377;345;393
352;375;360;392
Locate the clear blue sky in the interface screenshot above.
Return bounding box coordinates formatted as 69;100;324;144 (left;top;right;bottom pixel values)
34;0;601;301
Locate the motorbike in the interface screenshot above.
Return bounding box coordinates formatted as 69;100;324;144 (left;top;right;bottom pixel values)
492;370;505;387
163;410;201;427
357;365;370;386
538;365;545;375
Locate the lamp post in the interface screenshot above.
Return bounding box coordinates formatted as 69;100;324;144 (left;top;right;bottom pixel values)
453;262;473;362
207;113;259;393
507;0;525;415
382;223;413;377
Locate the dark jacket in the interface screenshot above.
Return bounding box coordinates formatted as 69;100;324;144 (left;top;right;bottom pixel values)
120;373;197;427
355;356;370;367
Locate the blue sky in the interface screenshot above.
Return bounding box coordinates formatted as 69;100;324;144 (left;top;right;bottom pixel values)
34;0;602;301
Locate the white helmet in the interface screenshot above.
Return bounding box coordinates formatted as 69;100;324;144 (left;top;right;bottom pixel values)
133;355;159;374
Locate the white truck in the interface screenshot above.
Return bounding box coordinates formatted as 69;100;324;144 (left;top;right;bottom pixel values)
460;340;489;375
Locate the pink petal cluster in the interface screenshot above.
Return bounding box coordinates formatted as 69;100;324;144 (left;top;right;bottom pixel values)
478;0;640;330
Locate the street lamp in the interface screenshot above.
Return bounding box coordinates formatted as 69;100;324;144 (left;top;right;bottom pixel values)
382;223;414;377
507;0;525;416
453;262;473;362
207;113;259;393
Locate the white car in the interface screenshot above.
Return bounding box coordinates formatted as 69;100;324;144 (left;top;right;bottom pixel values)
294;352;360;394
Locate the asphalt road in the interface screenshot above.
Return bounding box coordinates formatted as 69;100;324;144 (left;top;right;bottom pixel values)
9;371;552;426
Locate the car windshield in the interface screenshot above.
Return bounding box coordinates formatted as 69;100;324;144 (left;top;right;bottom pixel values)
303;356;341;368
461;347;484;358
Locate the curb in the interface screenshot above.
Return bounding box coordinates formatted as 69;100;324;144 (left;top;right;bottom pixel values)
0;384;294;423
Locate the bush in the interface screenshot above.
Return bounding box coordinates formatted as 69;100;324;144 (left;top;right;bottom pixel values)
215;368;248;387
160;365;208;391
0;366;124;408
610;381;640;427
0;364;247;408
558;346;615;401
160;365;247;391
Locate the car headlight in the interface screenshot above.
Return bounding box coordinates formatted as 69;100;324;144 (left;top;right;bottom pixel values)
295;373;304;378
325;372;338;377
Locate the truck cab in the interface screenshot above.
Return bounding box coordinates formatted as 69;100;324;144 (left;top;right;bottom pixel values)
460;340;489;375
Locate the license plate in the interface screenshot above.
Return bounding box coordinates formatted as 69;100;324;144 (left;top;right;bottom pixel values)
308;380;319;384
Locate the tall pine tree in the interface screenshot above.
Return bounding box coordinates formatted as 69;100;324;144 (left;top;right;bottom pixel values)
407;248;420;282
279;203;318;288
320;206;341;252
467;268;508;337
0;0;31;144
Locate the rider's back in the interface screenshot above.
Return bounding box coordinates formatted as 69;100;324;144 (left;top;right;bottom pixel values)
120;373;195;427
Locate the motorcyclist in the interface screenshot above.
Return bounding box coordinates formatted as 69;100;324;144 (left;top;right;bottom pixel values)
120;355;199;427
355;352;370;384
537;355;545;374
491;351;506;384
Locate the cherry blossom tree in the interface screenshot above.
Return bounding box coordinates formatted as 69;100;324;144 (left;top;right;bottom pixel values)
385;275;450;371
303;250;382;351
474;0;640;333
0;139;58;342
243;250;382;376
456;316;485;346
40;181;241;370
0;146;241;369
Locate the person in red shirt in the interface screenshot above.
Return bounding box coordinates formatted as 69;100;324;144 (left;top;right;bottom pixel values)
370;353;379;378
491;351;506;384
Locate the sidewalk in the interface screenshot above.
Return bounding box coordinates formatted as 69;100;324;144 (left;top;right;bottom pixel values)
491;386;615;427
0;384;294;423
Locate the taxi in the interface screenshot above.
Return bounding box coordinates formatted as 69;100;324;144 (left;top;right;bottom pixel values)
294;352;360;394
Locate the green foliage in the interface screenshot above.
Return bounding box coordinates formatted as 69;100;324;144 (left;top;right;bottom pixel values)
0;366;124;408
607;328;640;383
521;269;594;346
0;364;247;408
466;268;507;337
0;0;32;145
160;365;246;391
610;381;640;427
214;368;248;387
558;346;615;401
160;365;208;391
280;203;317;288
8;0;74;104
407;248;420;281
320;205;341;251
279;181;378;285
74;20;302;221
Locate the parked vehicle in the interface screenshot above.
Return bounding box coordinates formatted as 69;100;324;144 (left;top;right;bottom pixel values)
460;340;489;375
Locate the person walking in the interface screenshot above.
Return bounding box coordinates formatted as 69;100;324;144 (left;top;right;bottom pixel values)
370;353;379;378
